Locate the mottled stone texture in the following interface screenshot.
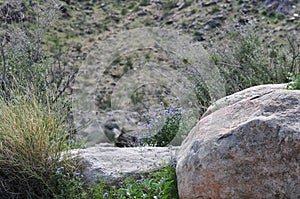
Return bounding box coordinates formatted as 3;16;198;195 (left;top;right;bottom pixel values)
70;146;179;183
177;84;300;199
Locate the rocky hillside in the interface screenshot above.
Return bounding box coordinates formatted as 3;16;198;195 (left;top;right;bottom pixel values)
45;0;300;69
45;0;299;146
1;0;299;146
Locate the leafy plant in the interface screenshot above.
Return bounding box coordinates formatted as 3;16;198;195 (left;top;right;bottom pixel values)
116;163;178;199
210;29;294;95
142;106;182;147
60;160;180;199
286;73;300;90
53;167;86;199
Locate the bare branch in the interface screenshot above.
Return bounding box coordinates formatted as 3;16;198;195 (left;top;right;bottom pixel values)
215;61;243;69
288;36;300;74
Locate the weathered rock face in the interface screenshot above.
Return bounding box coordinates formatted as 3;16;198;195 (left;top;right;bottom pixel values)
71;146;179;183
176;84;300;199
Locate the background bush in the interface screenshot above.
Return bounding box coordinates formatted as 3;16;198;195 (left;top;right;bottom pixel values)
209;28;299;96
0;0;75;104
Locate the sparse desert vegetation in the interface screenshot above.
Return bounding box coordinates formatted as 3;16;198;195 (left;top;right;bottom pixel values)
0;0;299;198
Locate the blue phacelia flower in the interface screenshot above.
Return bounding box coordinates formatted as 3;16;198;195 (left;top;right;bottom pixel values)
56;167;64;173
103;192;109;197
170;161;177;168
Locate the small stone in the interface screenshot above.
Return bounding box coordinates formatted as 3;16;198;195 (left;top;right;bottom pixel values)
177;2;185;10
166;19;174;24
202;1;217;7
137;11;147;16
203;19;221;30
192;36;205;42
274;26;283;31
287;17;296;22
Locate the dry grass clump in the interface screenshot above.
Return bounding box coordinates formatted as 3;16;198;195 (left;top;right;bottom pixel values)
0;95;75;198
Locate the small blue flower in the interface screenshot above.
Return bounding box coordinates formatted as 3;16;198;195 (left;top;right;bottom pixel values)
74;172;81;177
103;192;109;197
136;138;144;145
56;167;64;173
170;161;177;168
168;108;174;112
136;178;145;183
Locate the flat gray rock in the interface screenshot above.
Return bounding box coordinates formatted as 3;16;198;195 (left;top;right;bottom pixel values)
71;146;179;183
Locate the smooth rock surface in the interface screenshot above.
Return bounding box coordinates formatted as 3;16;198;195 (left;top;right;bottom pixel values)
177;84;300;199
71;146;179;183
202;84;287;118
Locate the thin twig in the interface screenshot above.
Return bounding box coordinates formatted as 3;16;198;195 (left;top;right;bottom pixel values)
216;61;243;69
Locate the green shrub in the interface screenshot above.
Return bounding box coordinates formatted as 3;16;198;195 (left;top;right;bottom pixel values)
0;47;48;100
162;0;178;10
140;0;150;7
190;75;211;115
0;0;75;104
54;160;179;199
142;106;182;147
113;162;179;199
120;8;128;16
210;29;293;95
286;73;300;90
53;167;86;199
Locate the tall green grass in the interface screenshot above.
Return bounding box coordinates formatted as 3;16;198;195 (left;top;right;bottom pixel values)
0;94;79;198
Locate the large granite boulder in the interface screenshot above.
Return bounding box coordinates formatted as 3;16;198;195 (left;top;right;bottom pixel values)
71;146;179;183
176;84;300;199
